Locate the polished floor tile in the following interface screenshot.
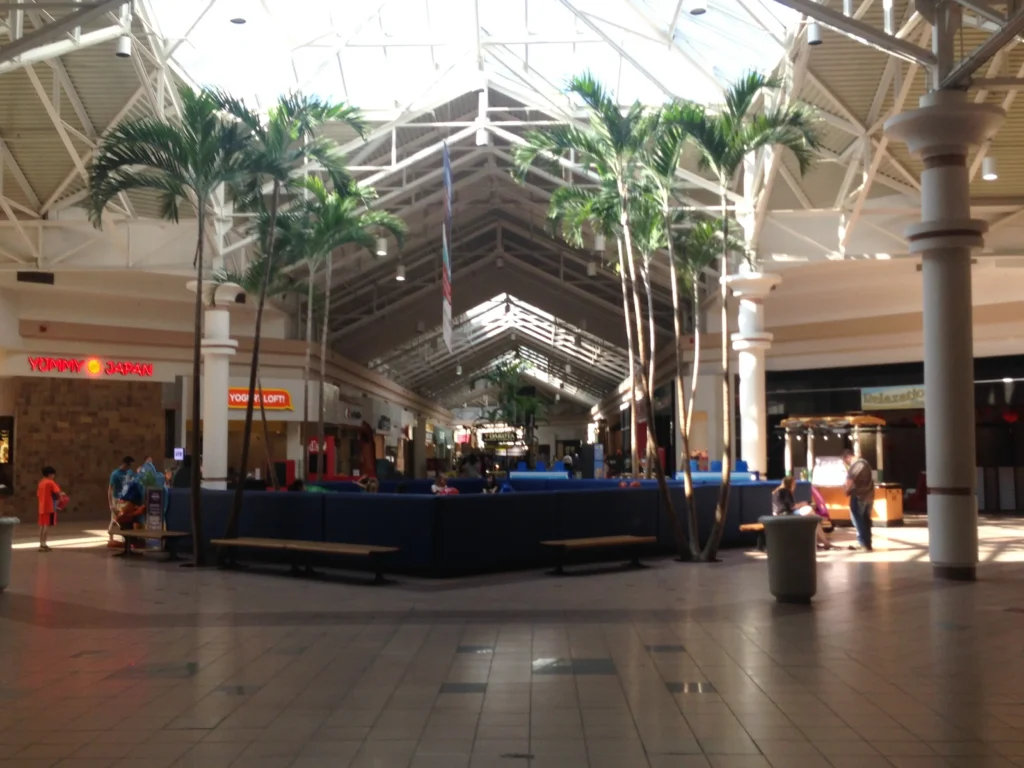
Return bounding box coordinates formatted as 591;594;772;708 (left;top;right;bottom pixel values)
3;516;1024;767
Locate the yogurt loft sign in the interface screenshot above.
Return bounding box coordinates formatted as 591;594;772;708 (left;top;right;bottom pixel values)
28;356;154;378
228;387;293;411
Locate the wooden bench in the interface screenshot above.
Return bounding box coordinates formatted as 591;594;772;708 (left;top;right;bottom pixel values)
739;523;767;552
210;537;399;584
740;517;835;552
540;535;656;575
114;529;190;561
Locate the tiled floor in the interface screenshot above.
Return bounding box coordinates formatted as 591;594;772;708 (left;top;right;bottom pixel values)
3;517;1024;767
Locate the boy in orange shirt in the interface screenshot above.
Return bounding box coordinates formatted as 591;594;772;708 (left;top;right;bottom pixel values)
37;466;61;552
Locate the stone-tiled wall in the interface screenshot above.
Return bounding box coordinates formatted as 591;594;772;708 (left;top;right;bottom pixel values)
8;377;165;522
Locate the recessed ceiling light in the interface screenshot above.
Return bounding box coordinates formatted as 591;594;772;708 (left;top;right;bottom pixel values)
229;16;246;24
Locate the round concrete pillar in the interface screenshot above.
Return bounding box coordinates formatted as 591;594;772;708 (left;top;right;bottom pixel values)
885;90;1004;581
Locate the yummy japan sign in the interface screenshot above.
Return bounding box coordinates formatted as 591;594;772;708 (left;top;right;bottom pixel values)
28;356;154;378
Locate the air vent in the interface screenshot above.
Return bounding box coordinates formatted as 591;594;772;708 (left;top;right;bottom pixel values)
16;271;54;285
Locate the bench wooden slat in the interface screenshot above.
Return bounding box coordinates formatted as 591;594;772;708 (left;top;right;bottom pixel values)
211;537;292;550
541;535;656;549
119;530;189;539
286;541;399;556
738;523;764;532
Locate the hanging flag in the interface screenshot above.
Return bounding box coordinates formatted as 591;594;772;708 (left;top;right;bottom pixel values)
442;142;453;353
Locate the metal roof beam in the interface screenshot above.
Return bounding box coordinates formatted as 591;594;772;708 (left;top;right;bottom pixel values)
942;6;1024;88
0;0;125;70
771;0;936;66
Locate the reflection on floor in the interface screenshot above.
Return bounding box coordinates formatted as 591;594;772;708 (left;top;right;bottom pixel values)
2;517;1024;767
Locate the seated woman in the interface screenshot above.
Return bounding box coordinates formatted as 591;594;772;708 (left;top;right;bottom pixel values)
483;474;499;494
357;476;379;494
772;476;833;549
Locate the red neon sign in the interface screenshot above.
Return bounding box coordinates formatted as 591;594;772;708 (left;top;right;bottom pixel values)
28;356;154;378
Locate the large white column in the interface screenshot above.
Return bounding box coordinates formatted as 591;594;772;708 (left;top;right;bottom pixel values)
722;273;781;476
886;90;1003;581
200;308;237;489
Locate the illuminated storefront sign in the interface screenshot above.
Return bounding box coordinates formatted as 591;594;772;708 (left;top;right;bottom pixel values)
861;385;925;411
27;356;154;378
228;387;293;410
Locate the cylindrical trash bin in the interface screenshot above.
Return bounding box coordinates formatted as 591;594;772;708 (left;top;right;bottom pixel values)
0;517;20;593
759;514;818;604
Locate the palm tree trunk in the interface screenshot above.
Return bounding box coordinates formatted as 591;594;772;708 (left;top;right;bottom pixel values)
620;207;679;552
188;204;206;566
614;238;640;475
258;374;278;491
301;270;315;481
225;180;282;539
665;211;697;560
703;193;733;562
641;258;657;480
318;255;332;483
687;281;703;555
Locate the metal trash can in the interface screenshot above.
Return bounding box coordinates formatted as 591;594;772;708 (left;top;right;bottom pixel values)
0;517;20;593
759;514;818;604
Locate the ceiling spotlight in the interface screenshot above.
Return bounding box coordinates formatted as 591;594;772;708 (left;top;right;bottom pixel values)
587;261;597;277
115;34;132;58
593;233;606;252
376;237;388;256
456;363;463;376
496;254;504;269
475;127;489;146
510;332;516;341
982;156;998;181
565;362;572;375
395;263;406;282
687;0;707;15
807;20;822;45
555;392;561;402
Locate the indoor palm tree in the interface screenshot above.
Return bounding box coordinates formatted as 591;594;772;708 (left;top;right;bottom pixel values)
219;92;365;540
666;71;819;561
546;182;641;478
294;176;407;481
513;75;685;558
87;85;257;567
211;215;307;491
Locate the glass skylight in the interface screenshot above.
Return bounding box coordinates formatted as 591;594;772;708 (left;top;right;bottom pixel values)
149;0;792;111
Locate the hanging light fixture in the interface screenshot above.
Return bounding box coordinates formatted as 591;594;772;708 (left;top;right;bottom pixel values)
593;233;606;252
587;261;597;277
555;392;561;402
375;237;388;256
807;21;822;45
395;263;406;281
982;156;998;181
115;34;132;57
688;0;707;15
456;363;463;376
565;361;572;375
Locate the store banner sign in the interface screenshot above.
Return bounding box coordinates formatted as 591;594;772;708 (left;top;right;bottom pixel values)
228;387;293;410
27;355;154;378
441;142;454;354
861;384;925;411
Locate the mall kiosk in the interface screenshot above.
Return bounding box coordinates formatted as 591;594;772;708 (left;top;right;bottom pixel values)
780;414;904;527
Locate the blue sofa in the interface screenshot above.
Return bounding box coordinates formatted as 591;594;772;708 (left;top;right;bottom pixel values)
164;477;795;575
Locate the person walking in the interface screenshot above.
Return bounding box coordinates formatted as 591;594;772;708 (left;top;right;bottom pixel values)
842;449;874;551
